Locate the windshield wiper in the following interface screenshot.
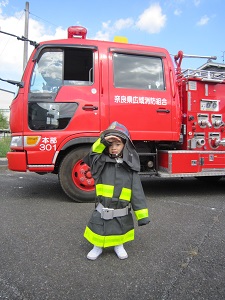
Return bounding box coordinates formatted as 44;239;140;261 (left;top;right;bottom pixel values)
0;77;24;88
0;30;39;47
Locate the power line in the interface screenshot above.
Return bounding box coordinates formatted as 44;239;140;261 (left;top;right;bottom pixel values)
0;9;24;57
29;11;59;28
0;88;15;94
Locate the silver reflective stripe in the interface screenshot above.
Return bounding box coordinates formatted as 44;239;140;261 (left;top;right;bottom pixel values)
96;203;129;219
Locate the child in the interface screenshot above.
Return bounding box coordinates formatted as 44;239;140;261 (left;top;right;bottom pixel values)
83;121;150;260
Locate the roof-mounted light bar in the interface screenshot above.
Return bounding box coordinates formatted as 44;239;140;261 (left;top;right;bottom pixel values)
68;26;87;39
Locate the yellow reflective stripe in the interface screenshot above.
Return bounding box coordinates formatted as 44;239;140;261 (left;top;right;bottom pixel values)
119;187;132;201
134;208;149;220
84;226;134;248
96;184;114;198
92;138;105;153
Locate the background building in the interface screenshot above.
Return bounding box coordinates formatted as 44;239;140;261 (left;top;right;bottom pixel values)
0;89;15;120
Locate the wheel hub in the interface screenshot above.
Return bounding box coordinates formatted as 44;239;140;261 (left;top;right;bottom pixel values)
72;160;95;191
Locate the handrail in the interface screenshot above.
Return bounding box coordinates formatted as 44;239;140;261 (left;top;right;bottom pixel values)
178;68;225;81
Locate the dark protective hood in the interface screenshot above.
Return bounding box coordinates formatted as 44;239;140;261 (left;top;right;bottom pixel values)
101;121;140;172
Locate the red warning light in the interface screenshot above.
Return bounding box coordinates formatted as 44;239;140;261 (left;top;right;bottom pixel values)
67;26;87;39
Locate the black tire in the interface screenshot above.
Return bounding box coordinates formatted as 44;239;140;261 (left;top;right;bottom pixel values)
58;146;95;202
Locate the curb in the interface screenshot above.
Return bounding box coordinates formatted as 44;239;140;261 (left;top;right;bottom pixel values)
0;158;8;169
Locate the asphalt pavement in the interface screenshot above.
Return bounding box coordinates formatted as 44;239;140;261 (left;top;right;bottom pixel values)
0;163;224;300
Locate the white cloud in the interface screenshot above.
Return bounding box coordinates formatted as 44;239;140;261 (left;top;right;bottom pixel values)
197;15;209;26
0;7;66;84
174;8;182;16
93;30;110;41
102;21;111;30
91;21;113;41
114;18;134;31
136;3;167;34
92;18;134;41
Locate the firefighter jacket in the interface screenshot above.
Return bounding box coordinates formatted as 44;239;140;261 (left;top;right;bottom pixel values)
83;130;150;248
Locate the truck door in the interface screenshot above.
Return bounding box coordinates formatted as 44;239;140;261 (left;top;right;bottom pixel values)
108;50;173;141
29;46;100;133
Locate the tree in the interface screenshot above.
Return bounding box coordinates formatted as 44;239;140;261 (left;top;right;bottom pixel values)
0;110;9;129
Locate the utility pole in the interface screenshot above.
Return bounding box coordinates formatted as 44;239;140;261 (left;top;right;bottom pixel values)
23;2;29;71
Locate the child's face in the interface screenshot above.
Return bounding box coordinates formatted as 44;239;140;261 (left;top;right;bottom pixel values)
108;139;124;156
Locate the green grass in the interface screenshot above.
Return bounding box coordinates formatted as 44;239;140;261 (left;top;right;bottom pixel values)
0;137;11;157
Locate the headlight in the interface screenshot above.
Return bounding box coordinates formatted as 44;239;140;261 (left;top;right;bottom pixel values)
10;136;23;148
10;136;41;148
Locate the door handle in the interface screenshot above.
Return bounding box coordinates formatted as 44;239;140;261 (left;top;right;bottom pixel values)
82;105;98;111
156;109;170;113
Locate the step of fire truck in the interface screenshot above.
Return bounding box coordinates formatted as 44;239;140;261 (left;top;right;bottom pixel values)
157;171;225;178
138;150;225;177
157;150;225;178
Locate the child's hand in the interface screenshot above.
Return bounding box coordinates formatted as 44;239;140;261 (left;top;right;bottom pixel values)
105;135;121;143
138;218;150;226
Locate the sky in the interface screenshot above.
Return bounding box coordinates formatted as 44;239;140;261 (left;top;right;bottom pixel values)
0;0;225;108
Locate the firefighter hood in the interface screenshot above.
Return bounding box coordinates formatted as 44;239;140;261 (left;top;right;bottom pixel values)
101;121;140;172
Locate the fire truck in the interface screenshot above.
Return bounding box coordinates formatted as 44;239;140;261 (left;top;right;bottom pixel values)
4;26;225;202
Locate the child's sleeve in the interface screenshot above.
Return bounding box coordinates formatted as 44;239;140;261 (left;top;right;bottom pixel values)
131;172;150;226
83;138;106;166
83;136;112;180
83;133;112;165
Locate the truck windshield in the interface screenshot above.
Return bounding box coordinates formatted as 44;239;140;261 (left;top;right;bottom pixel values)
113;53;165;90
30;48;93;93
30;50;63;93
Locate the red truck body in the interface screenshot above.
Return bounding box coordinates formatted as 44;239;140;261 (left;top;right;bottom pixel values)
7;26;225;202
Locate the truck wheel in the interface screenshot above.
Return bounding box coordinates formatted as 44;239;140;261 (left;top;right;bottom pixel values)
59;146;95;202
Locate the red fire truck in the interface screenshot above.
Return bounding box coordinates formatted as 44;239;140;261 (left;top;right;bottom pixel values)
5;26;225;202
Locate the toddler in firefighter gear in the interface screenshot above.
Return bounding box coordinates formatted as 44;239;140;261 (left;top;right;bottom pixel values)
83;121;150;260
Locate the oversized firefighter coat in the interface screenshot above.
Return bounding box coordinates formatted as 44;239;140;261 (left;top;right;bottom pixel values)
83;122;150;248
